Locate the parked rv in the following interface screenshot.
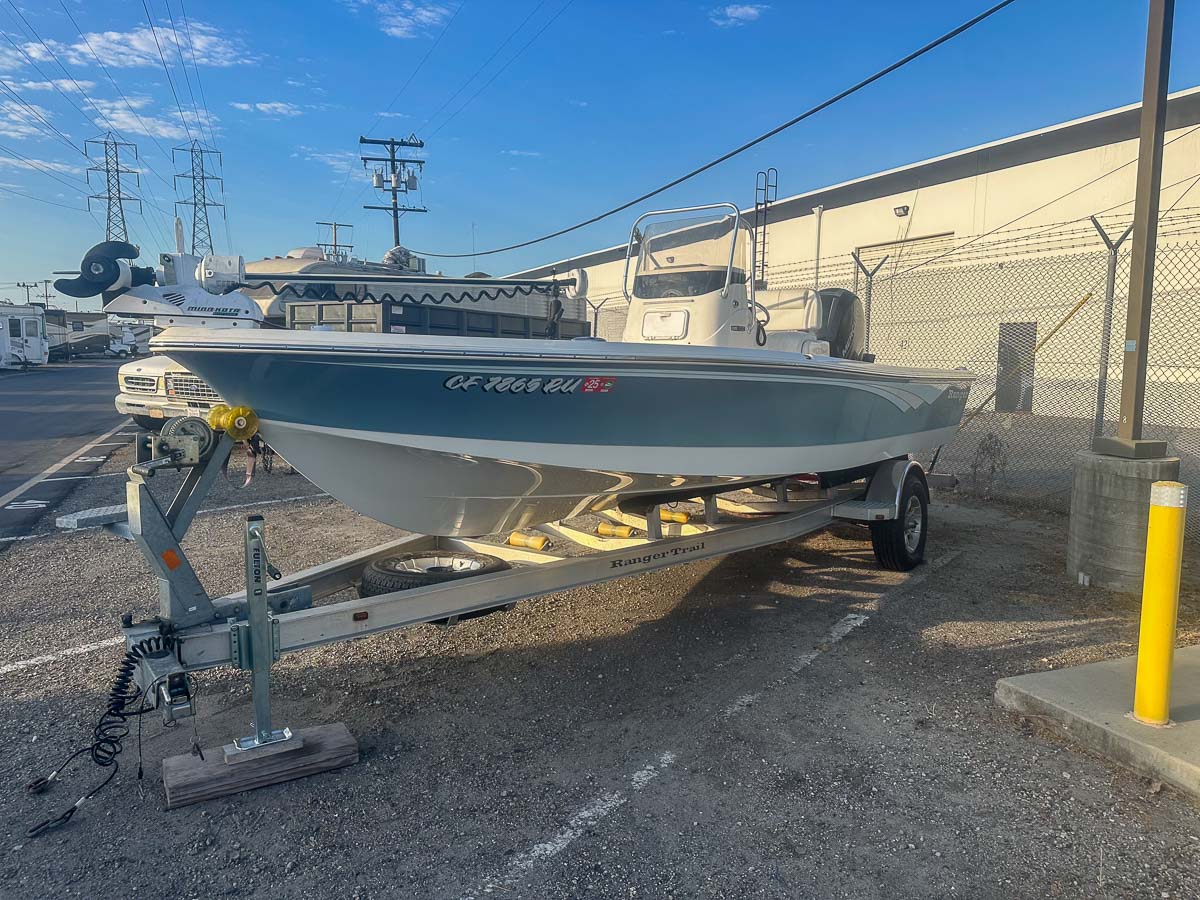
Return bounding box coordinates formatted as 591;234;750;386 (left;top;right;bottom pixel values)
0;302;48;369
45;310;149;360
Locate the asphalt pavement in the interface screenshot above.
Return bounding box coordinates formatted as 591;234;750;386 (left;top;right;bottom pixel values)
0;360;132;538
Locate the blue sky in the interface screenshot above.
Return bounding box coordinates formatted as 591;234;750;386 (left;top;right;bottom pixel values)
1;0;1198;309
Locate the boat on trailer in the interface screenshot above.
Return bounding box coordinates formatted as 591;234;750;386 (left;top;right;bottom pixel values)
24;206;972;825
151;204;973;537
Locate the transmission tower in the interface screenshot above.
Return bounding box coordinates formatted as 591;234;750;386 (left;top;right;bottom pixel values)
85;133;141;242
360;134;427;249
174;140;224;256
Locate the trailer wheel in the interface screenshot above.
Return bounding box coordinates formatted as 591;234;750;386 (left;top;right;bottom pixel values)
870;471;928;571
359;551;511;597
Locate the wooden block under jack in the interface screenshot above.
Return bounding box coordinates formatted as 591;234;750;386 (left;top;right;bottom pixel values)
161;722;359;809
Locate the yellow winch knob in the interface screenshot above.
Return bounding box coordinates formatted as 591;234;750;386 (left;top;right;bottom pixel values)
207;404;231;432
223;405;259;441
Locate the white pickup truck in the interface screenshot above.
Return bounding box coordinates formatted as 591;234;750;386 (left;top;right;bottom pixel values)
116;355;226;430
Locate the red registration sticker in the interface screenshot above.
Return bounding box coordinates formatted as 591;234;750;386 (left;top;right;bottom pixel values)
581;377;616;393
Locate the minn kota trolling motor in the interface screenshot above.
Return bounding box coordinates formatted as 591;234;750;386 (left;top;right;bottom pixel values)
53;237;263;327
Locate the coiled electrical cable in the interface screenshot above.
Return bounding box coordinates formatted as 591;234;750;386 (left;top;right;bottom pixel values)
26;634;178;838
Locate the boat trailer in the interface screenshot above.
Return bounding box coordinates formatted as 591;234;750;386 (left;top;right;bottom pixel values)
47;413;938;814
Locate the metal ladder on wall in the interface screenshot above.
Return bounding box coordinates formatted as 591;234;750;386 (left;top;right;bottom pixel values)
753;168;777;288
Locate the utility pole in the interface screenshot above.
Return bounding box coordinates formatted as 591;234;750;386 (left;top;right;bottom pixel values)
16;281;36;304
174;140;224;257
39;279;54;306
360;134;427;249
316;221;354;261
1094;0;1174;459
85;132;141;242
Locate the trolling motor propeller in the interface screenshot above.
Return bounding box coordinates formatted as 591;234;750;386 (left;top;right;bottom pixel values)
54;241;156;300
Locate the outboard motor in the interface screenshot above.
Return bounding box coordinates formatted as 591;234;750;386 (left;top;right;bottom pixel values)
814;288;867;361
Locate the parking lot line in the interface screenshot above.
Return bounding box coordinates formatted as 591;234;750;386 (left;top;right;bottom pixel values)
0;636;123;676
467;751;678;899
467;609;878;897
42;472;128;482
0;419;131;510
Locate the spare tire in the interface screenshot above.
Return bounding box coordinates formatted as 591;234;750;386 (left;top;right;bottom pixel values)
358;550;511;597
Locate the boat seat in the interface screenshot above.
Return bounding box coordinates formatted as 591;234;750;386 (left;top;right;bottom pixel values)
765;330;828;355
758;288;823;333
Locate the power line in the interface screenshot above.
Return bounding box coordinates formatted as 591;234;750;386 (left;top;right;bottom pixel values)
1;2;174;245
410;0;1019;259
4;0;124;139
417;0;547;133
0;78;83;156
141;0;194;142
164;0;210;146
327;1;466;220
425;0;572;140
0;184;87;211
0;141;88;193
55;0;176;181
177;0;218;149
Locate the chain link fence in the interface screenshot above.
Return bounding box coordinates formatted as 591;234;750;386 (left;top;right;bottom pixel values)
591;210;1200;539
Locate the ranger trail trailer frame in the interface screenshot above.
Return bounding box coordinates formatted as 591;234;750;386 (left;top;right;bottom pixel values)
61;419;930;807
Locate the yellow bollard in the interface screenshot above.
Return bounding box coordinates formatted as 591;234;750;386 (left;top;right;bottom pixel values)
1132;481;1188;726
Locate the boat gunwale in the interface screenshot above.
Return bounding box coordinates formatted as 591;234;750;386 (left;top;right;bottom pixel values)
152;333;977;385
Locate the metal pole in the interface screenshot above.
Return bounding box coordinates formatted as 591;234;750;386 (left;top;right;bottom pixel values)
390;143;400;249
1100;0;1173;458
812;206;824;290
851;252;888;353
245;517;275;745
1088;216;1134;439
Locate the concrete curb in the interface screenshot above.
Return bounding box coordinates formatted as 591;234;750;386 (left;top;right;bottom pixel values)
995;646;1200;801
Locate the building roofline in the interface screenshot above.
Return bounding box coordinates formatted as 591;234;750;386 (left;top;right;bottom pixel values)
508;86;1200;280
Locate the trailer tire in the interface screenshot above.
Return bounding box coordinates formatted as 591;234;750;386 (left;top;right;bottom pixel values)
870;471;928;571
359;551;511;597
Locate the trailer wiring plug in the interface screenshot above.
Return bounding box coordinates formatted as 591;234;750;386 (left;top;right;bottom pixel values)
25;634;179;838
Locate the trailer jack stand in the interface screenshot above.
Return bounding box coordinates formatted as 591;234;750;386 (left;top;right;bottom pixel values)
159;513;359;809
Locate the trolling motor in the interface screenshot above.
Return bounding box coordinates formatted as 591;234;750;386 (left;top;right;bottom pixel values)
53;241;262;327
53;240;156;303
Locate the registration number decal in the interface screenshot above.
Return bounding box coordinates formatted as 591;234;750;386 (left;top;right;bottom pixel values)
443;374;616;395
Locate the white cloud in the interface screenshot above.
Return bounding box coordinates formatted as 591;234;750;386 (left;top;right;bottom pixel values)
378;111;409;118
0;78;97;93
709;4;768;27
0;154;82;176
88;96;216;140
11;21;255;70
568;99;588;108
230;100;303;117
0;99;54;139
501;149;542;157
343;1;453;39
299;145;359;175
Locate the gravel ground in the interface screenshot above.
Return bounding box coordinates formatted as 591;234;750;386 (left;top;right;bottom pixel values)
1;461;1198;899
